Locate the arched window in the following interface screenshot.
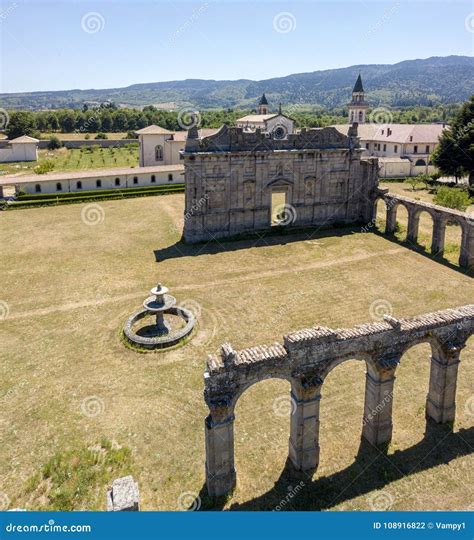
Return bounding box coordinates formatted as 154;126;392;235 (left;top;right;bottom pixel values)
358;111;363;122
155;145;163;161
56;182;62;191
96;179;102;188
77;181;82;189
151;175;156;183
415;159;426;166
35;184;41;193
168;174;173;182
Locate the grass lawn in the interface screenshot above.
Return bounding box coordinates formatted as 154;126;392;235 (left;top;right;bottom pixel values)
0;146;139;176
0;193;473;511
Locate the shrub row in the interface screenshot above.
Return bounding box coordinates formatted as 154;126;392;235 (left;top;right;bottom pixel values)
4;185;185;210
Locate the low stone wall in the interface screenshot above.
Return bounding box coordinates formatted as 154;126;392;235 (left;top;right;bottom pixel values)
203;305;474;496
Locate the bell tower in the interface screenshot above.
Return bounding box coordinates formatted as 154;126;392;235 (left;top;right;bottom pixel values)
258;93;269;115
347;74;368;124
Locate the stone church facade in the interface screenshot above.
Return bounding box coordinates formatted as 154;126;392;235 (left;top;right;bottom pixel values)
181;123;378;243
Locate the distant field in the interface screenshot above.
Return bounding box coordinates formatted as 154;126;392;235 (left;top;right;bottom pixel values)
0;145;139;176
39;132;131;141
0;193;472;511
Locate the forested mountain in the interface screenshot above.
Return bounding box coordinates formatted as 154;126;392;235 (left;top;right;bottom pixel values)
1;56;472;111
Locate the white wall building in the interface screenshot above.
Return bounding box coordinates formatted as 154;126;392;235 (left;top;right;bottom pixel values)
236;94;295;138
335;75;448;178
0;135;39;163
0;164;184;196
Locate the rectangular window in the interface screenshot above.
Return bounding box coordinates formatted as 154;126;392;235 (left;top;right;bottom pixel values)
151;175;156;183
96;179;102;188
383;144;386;152
425;145;430;153
168;174;173;182
414;145;418;153
115;178;120;186
133;177;138;185
394;145;398;153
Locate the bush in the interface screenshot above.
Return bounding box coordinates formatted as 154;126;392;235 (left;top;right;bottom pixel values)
126;131;138;139
404;177;420;191
94;132;108;140
433;186;471;211
84;134;90;140
34;160;55;175
47;136;62;150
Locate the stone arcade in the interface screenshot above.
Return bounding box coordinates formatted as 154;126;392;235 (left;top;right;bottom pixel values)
181;124;378;243
203;305;474;496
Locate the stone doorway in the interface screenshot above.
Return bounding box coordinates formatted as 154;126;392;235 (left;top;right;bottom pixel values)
270;187;289;226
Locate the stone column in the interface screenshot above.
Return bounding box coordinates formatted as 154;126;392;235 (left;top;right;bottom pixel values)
459;224;473;269
426;343;463;424
431;217;445;258
385;204;398;235
289;381;321;472
407;210;420;244
362;357;398;447
205;406;236;497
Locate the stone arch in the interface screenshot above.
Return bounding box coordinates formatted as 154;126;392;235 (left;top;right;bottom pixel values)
392;201;410;241
372;196;387;232
410;208;435;250
392;342;433;446
415;159;426;166
318;357;367;472
232;377;293;493
456;333;474;427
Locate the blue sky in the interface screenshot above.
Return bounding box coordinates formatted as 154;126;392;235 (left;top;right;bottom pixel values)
1;0;473;93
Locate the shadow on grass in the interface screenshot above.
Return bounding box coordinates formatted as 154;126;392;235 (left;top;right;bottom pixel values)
154;225;368;263
196;421;474;511
372;229;472;277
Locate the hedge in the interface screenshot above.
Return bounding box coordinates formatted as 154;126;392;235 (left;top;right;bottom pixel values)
3;185;185;210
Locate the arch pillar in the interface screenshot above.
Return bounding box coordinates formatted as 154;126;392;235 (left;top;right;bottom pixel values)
431;217;446;257
407;209;420;244
362;355;399;447
288;379;321;472
426;342;464;424
205;403;236;497
385;203;398;235
459;225;473;268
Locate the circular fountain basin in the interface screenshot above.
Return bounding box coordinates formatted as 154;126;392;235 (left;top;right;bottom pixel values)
124;306;195;350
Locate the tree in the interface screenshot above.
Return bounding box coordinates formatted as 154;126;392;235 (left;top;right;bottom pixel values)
5;111;36;139
433;186;471;211
47;135;62;150
404;177;421;191
432;95;474;185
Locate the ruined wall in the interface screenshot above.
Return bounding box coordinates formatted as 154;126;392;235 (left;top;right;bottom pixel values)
182;125;379;243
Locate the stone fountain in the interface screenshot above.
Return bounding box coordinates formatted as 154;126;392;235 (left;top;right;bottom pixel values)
123;283;195;350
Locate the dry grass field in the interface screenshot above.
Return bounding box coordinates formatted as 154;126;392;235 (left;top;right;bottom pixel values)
0;189;473;511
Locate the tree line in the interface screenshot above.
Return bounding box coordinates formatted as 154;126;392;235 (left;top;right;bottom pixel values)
3;102;461;140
